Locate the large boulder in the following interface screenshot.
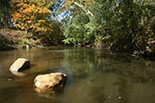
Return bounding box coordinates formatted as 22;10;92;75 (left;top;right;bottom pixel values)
34;72;67;93
9;58;30;72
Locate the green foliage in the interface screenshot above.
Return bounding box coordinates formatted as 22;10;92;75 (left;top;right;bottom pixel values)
63;0;155;52
63;23;86;45
63;0;113;47
0;8;4;16
73;13;90;25
0;0;12;28
88;0;155;51
63;13;102;46
1;0;155;52
41;20;63;45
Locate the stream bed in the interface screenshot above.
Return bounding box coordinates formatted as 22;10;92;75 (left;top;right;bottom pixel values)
0;47;155;103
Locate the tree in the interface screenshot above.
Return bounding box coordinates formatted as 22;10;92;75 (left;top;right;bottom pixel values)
63;13;102;47
11;0;64;45
50;0;94;24
88;0;155;52
63;0;155;52
63;14;89;45
0;0;12;28
11;0;53;34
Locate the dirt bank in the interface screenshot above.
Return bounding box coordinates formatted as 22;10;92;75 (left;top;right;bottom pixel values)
0;28;41;50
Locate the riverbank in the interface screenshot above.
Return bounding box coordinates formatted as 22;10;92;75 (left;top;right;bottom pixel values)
0;28;155;59
0;28;43;50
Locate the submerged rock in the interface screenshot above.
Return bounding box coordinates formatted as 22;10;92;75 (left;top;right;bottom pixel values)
34;72;67;93
9;58;30;76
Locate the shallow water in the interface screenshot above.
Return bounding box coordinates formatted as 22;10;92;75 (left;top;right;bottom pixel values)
0;47;155;103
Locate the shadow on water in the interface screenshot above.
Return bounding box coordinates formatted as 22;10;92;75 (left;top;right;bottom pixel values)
0;47;155;103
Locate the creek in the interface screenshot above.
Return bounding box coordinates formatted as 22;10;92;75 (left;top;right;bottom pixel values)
0;47;155;103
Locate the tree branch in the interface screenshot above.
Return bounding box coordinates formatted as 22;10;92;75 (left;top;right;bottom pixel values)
74;2;94;17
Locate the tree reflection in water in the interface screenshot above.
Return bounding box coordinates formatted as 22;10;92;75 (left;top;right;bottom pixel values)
0;48;155;103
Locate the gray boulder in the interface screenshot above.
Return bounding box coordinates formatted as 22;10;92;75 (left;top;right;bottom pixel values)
9;58;30;76
34;72;67;93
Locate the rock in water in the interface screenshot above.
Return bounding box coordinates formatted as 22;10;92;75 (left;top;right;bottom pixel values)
34;72;67;93
9;58;30;72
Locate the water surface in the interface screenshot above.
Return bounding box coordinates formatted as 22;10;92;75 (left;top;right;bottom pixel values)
0;47;155;103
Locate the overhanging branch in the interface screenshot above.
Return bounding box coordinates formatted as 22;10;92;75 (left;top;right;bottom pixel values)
74;2;94;17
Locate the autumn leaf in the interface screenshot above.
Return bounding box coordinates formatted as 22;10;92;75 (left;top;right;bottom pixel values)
12;0;53;34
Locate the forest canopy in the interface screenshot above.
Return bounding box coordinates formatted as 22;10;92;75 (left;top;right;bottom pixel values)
0;0;155;56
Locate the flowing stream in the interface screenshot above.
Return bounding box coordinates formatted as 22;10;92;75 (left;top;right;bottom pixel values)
0;47;155;103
